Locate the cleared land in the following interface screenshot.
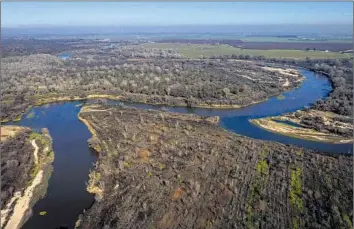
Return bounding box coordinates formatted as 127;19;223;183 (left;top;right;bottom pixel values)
1;126;54;229
140;43;351;59
77;105;353;229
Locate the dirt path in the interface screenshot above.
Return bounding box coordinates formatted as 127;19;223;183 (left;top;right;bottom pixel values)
31;139;39;164
3;141;44;229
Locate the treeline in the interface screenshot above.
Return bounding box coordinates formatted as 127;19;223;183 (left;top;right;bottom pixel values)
2;38;183;59
2;38;81;57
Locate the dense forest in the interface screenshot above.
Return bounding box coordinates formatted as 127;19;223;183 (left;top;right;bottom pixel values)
77;105;353;229
1;41;304;121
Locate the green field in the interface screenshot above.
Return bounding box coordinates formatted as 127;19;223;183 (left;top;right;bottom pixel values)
239;37;352;43
140;43;351;59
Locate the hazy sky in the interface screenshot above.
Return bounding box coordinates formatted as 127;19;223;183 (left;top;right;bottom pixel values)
2;2;353;27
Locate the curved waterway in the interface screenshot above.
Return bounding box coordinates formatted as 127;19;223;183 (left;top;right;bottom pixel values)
6;69;352;229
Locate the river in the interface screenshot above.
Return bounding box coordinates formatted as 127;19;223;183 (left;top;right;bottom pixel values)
6;69;352;229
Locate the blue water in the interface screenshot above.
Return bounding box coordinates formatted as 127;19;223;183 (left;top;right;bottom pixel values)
111;70;352;154
58;53;72;60
5;69;353;229
9;103;96;229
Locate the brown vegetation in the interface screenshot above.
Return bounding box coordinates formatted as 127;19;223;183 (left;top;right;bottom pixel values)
77;105;353;229
1;43;303;122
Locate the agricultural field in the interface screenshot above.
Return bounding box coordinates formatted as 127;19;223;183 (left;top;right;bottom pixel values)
77;105;353;229
238;36;352;43
140;43;351;59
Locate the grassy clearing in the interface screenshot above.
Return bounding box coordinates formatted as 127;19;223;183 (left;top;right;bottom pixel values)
140;43;350;59
289;166;303;229
343;214;353;228
290;167;303;212
246;149;269;228
27;164;40;186
26;112;35;119
29;132;49;147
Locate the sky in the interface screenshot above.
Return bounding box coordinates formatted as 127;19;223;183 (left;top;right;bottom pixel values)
2;2;353;27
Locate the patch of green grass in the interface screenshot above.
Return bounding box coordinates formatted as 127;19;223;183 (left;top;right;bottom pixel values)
47;150;54;157
177;174;183;184
289;167;303;212
257;147;269;178
239;37;352;43
256;159;269;176
0;118;10;123
29;132;50;147
159;163;166;170
343;214;353;228
276;95;285;100
123;161;131;168
26;111;35;119
1;99;14;105
46;151;55;162
139;43;350;59
246;148;270;228
13;116;23;122
27;164;40;186
292;217;300;229
39;211;47;216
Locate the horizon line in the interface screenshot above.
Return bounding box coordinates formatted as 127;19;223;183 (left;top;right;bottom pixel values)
3;23;353;29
